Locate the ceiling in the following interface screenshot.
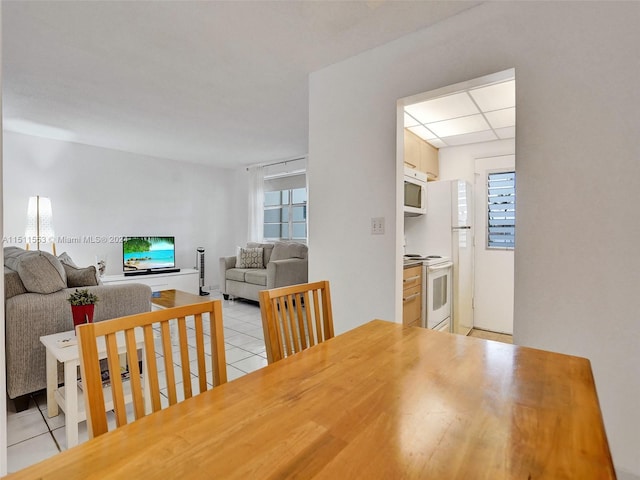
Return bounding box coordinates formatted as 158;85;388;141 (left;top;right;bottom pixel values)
2;1;481;169
404;78;515;148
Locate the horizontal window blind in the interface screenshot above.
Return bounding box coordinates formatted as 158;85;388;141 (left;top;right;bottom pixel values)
264;173;306;192
487;171;515;249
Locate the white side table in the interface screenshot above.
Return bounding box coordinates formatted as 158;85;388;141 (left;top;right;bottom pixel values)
40;329;146;448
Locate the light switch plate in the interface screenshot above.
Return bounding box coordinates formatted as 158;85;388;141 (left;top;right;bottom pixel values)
371;217;385;235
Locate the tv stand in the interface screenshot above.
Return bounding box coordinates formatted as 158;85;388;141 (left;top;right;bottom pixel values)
101;269;198;295
124;268;181;277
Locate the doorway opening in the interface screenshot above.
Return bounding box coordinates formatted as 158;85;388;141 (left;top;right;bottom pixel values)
398;68;516;335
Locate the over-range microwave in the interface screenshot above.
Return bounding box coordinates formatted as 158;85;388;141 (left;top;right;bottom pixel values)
404;167;427;216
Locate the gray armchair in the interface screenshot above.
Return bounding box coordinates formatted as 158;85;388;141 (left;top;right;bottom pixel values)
219;241;308;302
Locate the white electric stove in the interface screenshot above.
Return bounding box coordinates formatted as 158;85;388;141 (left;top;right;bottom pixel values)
404;254;452;331
404;254;451;266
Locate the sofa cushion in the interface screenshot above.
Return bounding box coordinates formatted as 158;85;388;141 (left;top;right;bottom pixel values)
4;267;27;300
15;251;67;294
270;241;307;262
244;269;267;286
63;264;99;288
237;247;264;269
226;268;251;282
247;242;275;267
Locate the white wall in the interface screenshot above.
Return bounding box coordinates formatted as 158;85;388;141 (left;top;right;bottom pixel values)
308;70;398;332
308;3;640;479
439;138;514;184
2;131;237;289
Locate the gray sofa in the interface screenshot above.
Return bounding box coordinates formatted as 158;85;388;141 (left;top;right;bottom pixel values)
219;241;308;302
4;247;151;410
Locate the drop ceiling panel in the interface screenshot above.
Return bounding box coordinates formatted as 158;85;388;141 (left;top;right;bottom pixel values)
440;130;498;146
484;107;515;129
494;126;516;139
405;92;479;124
469;80;515;111
426;114;489;137
427;138;447;148
408;125;437;140
404;113;420;128
404;74;515;149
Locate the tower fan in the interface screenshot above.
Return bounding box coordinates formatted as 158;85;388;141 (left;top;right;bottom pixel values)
196;247;209;296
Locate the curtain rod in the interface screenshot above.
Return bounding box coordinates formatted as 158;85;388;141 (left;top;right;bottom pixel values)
246;156;307;171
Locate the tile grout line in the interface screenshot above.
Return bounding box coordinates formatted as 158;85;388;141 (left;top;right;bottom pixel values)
32;393;62;453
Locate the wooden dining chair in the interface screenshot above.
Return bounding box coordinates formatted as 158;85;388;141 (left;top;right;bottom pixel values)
259;280;334;364
77;300;227;438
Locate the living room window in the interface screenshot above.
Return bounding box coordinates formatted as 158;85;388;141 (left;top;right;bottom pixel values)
248;157;307;243
261;159;307;241
263;187;307;241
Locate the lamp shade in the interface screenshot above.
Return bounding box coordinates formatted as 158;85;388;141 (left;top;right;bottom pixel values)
25;196;55;248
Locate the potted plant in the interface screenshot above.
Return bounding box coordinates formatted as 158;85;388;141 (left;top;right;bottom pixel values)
67;289;99;328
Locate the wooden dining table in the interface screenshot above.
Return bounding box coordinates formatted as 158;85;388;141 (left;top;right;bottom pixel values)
6;320;614;479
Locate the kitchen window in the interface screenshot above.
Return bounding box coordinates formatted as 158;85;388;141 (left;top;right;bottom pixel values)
487;171;515;249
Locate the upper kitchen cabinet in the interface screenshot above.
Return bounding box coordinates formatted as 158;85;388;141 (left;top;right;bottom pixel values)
404;129;439;180
420;137;439;180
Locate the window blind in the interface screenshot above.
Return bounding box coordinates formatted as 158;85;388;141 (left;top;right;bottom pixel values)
264;173;306;192
487;171;516;249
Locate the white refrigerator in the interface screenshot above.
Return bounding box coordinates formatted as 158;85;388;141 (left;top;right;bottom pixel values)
423;180;474;336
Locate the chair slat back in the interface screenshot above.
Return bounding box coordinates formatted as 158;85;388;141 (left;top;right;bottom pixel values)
259;281;334;364
77;300;227;439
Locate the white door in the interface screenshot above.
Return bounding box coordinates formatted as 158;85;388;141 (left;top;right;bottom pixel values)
473;155;515;334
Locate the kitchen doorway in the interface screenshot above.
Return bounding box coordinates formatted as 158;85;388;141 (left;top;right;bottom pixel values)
398;68;516;335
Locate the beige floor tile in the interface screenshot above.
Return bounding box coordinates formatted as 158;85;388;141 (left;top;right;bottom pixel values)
468;328;513;344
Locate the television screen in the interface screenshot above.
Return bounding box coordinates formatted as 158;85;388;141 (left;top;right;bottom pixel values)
122;236;176;272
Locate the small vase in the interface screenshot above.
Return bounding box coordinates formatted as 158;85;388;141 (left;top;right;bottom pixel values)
95;256;107;277
71;304;95;329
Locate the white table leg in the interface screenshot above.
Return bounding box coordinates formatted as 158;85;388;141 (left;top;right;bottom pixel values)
45;350;59;418
63;359;79;449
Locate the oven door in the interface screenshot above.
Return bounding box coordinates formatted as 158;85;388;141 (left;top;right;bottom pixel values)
424;262;452;330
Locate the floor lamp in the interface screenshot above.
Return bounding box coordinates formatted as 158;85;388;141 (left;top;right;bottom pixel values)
25;195;56;255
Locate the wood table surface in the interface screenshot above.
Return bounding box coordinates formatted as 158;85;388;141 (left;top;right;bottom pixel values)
150;289;210;309
6;320;614;479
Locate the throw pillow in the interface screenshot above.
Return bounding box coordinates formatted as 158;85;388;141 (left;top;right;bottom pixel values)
63;263;99;288
58;251;79;268
15;251;67;294
247;242;275;267
4;246;27;271
236;247;264;269
270;242;305;262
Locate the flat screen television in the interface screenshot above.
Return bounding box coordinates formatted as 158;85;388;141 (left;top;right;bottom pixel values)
122;236;176;273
